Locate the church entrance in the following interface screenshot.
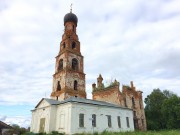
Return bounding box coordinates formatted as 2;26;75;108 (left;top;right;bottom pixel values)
39;118;45;133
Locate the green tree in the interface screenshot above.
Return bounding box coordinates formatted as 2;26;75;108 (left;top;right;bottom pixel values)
162;90;176;98
145;88;167;130
145;88;179;130
162;95;180;129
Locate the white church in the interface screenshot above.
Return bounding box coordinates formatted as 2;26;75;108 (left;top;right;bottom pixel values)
30;10;135;134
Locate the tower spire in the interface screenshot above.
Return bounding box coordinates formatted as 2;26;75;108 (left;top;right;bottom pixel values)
70;3;73;13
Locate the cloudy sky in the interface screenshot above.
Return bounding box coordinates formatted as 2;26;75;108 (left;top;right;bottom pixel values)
0;0;180;128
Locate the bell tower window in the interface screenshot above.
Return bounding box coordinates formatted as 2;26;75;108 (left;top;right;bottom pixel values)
72;58;78;70
57;81;61;91
63;42;65;48
58;59;63;71
74;80;77;90
72;42;76;49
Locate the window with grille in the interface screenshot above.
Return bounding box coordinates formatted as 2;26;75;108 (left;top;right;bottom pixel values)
117;116;121;128
107;115;112;128
126;117;130;128
79;113;84;127
92;114;96;127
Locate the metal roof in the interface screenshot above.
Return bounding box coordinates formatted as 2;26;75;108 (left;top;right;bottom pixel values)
35;98;61;108
44;98;61;105
64;12;78;26
41;97;131;110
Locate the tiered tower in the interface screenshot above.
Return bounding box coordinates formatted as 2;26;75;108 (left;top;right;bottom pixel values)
50;11;86;101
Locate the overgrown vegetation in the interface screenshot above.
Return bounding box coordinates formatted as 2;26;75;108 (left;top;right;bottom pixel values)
123;85;131;90
144;89;180;130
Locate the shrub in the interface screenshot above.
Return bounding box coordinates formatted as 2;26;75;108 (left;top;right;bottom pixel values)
51;131;64;135
26;132;37;135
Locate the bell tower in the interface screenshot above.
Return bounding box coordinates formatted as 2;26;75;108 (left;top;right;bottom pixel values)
50;10;86;100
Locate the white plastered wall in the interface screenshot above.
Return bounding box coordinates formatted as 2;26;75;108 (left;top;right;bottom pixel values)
55;103;72;134
70;103;134;134
30;100;57;133
31;100;134;134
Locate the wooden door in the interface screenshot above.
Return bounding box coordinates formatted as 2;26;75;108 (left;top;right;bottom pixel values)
39;118;45;133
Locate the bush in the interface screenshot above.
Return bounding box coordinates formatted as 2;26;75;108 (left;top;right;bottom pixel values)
26;132;37;135
27;131;65;135
51;131;64;135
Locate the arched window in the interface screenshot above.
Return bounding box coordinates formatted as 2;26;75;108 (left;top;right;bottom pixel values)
72;58;78;70
57;81;61;91
132;97;135;107
72;42;76;49
63;42;65;48
74;80;77;90
124;98;127;107
58;59;63;70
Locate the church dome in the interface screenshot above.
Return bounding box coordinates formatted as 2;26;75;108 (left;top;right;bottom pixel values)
64;12;78;26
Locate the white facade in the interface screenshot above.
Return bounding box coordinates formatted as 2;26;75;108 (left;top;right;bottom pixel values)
31;97;134;134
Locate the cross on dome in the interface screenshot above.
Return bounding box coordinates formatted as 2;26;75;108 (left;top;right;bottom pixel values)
70;3;73;13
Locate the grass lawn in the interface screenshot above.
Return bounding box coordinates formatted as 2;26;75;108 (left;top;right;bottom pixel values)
74;130;180;135
28;130;180;135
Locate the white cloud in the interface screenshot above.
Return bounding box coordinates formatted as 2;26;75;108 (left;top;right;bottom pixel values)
0;115;31;128
0;115;7;121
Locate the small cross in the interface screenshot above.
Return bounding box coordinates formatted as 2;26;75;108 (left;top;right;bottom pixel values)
70;3;73;12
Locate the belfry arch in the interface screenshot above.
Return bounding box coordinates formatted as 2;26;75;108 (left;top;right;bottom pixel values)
72;58;78;71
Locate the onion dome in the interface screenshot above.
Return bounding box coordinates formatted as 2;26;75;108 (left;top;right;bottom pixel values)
64;12;78;26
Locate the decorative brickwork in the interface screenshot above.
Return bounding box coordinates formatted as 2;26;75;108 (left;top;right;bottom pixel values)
92;75;147;131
